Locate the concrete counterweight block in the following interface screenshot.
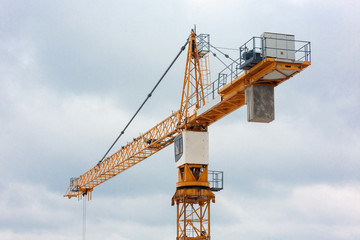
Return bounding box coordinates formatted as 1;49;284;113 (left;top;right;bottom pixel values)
245;85;274;123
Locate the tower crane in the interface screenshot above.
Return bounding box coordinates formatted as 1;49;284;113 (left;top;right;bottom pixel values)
65;30;311;239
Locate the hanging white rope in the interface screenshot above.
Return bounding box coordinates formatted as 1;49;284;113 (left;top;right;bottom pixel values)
83;195;86;240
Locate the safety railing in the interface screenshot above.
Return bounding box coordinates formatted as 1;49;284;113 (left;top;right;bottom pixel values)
208;170;223;192
187;35;311;110
70;177;79;192
197;34;210;56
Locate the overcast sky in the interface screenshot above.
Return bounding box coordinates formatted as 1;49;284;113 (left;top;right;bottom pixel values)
1;0;360;239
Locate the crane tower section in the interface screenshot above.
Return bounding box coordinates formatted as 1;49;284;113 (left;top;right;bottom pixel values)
172;131;214;240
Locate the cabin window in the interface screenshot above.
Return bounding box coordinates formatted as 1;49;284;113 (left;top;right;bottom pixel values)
174;134;183;162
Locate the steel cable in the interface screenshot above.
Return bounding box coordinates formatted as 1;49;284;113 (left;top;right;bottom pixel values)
210;44;236;62
83;196;86;240
210;50;234;72
98;39;189;164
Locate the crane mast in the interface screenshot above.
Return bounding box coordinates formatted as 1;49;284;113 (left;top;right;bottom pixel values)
172;31;214;239
65;30;311;240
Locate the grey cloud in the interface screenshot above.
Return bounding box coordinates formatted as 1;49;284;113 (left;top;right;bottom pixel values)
1;0;360;239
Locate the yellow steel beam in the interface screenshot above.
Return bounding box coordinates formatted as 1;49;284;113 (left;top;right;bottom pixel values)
64;111;181;198
188;58;311;128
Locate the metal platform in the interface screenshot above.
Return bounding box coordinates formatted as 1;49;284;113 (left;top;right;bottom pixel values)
209;170;223;192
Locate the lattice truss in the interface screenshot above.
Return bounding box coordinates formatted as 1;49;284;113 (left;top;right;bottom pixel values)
177;200;211;240
64;111;181;198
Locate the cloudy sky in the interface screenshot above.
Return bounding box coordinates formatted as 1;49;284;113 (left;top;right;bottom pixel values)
1;0;360;239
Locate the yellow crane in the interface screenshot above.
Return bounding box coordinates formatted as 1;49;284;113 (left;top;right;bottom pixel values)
65;30;311;239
